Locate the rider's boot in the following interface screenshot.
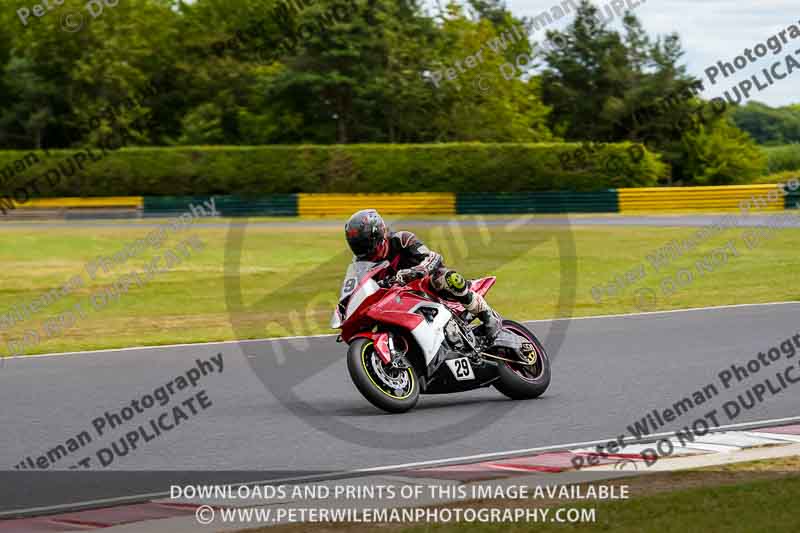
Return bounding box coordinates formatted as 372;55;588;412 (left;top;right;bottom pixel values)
466;292;502;340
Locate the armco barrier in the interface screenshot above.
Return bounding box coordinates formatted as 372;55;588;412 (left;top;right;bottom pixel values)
786;189;800;209
618;184;785;213
0;196;142;217
456;191;618;214
143;195;297;216
23;197;142;208
5;185;799;218
298;193;456;216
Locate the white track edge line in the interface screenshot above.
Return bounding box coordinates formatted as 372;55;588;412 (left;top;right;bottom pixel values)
4;414;800;518
3;301;798;361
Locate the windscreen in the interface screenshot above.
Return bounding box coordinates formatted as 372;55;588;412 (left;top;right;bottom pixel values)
338;260;385;302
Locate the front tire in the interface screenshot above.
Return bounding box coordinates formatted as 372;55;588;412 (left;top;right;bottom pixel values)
347;338;420;413
493;320;551;400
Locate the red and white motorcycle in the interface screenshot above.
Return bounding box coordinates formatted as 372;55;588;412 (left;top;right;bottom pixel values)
331;260;551;413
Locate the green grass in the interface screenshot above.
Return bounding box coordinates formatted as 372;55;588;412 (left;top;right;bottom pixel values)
0;216;799;356
393;475;800;533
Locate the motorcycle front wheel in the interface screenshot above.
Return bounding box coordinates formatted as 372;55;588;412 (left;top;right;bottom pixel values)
347;338;420;413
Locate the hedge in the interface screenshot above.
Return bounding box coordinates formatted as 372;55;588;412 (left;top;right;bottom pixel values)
0;143;667;198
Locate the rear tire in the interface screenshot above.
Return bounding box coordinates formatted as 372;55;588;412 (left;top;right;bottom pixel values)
493;320;551;400
347;338;420;413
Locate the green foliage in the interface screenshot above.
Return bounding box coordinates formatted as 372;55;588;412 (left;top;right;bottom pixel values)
425;5;553;142
178;103;227;145
762;144;800;173
1;0;556;147
0;0;795;189
537;3;700;144
681;121;766;185
731;101;800;145
537;1;768;186
0;143;665;197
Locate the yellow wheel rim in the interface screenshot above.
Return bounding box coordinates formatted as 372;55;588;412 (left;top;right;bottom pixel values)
360;342;415;400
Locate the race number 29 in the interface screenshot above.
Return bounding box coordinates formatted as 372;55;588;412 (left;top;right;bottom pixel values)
446;358;475;381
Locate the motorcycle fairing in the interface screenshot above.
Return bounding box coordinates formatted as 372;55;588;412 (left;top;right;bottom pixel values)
350;331;392;364
331;260;390;329
470;276;497;296
492;329;530;352
423;353;500;394
405;302;452;366
333;260;501;376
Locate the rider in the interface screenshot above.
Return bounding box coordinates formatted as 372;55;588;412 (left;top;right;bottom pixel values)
344;209;502;339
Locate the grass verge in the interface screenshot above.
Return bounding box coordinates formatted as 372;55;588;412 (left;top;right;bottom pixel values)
0;215;798;356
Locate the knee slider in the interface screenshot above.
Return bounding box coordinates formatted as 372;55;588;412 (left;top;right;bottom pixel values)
444;270;469;296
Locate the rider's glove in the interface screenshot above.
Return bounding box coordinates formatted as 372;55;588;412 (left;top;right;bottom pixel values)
395;269;422;285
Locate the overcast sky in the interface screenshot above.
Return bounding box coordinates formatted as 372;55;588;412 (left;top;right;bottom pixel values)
427;0;799;107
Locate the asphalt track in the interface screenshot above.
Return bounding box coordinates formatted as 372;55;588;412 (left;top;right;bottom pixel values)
1;302;799;515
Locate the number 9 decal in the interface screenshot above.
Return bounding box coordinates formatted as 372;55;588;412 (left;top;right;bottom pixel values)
343;278;356;295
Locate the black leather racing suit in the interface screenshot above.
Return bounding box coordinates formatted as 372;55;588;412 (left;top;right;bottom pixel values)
383;231;493;318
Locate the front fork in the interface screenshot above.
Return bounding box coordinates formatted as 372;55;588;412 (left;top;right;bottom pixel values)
349;331;410;368
387;334;411;369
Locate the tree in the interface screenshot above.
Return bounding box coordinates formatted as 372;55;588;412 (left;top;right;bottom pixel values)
425;4;553;142
682;120;766;185
539;2;632;141
5;0;184;147
731;101;800;145
0;56;58;149
538;0;766;184
539;2;698;143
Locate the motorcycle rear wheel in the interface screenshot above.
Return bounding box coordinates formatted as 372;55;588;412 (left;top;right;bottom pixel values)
493;320;551;400
347;338;420;413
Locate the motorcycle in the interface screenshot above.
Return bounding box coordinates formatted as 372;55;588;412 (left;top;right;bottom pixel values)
330;260;551;413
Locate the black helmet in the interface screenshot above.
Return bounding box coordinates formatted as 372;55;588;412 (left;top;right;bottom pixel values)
345;209;389;260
